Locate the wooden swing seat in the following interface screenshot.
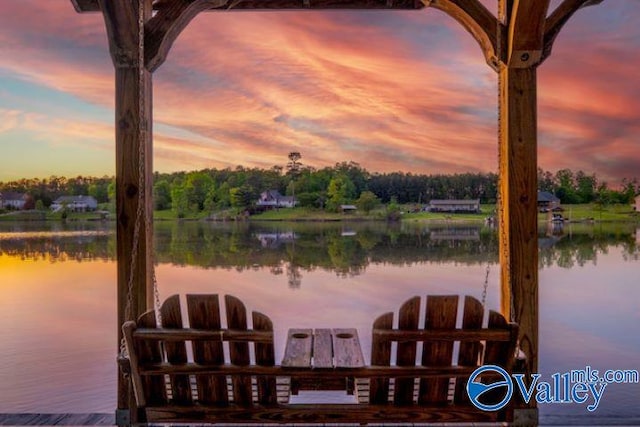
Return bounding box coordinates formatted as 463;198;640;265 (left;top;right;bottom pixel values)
122;293;518;425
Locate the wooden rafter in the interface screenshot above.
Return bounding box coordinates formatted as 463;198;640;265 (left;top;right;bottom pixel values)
425;0;502;71
505;0;550;67
542;0;604;63
146;0;226;72
73;0;425;13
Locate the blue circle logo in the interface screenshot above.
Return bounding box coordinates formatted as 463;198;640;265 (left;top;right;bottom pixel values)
466;365;513;411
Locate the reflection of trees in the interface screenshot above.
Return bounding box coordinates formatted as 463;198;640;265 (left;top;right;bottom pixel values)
1;222;638;280
538;224;639;269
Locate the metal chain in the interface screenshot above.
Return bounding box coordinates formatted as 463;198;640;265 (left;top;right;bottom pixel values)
481;263;490;307
120;0;160;357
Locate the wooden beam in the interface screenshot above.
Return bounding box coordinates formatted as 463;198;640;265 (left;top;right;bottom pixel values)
98;0;155;417
542;0;603;63
426;0;502;71
71;0;100;12
73;0;425;12
145;0;226;72
498;65;538;386
505;0;550;67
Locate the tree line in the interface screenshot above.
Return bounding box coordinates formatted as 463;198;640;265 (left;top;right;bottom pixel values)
0;156;637;215
1;222;637;285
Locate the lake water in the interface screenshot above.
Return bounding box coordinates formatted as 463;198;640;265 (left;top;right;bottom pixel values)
0;220;638;424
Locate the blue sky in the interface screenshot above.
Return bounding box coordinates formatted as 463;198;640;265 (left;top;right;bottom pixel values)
0;1;638;185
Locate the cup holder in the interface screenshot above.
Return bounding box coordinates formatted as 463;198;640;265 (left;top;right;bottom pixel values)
292;333;310;339
336;333;354;339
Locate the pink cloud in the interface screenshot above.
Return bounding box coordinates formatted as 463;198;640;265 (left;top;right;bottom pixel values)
0;2;637;182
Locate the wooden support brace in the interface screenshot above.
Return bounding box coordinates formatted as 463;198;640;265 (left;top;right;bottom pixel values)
98;0;155;416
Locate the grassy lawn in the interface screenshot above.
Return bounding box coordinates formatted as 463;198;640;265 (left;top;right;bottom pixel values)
251;207;373;221
2;203;637;223
548;204;638;222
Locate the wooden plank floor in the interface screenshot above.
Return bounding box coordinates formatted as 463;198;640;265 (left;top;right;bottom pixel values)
0;414;114;425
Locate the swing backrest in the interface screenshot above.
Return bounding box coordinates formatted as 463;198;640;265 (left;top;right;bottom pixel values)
122;294;278;408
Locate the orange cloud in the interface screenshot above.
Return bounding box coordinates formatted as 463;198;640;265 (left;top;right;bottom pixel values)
0;2;638;183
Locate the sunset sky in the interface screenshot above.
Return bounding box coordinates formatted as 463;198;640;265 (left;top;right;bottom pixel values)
0;1;638;185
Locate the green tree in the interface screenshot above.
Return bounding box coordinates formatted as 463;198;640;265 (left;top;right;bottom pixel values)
385;197;402;221
88;181;109;203
229;185;255;211
170;181;189;218
184;171;214;211
326;175;355;211
286;152;302;177
356;191;380;214
153;179;172;210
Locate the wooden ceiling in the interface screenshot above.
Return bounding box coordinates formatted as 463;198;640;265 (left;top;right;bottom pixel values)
71;0;425;13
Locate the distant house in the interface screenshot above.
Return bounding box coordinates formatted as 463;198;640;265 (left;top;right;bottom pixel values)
255;231;297;248
340;204;358;213
51;195;98;212
428;199;480;213
0;192;28;210
538;191;561;211
634;195;640;212
256;190;297;209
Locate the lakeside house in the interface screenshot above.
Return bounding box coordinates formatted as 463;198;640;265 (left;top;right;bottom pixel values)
634;195;640;212
256;190;297;209
0;192;28;210
538;190;561;211
340;204;358;213
51;195;98;212
428;199;480;213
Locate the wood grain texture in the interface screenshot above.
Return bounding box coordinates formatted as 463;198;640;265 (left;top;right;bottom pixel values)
144;402;502;424
135;310;167;406
74;0;425;12
394;296;420;405
281;328;313;368
100;0;155;414
187;294;228;405
542;0;601;62
224;295;253;405
427;0;501;70
498;66;539;382
332;328;365;368
368;311;393;404
159;295;192;404
419;295;457;405
313;329;333;368
453;295;484;404
252;311;277;405
505;0;550;67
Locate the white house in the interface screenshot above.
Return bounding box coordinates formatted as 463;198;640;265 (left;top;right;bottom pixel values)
428;199;480;213
51;195;98;212
0;192;28;210
256;190;297;208
634;195;640;212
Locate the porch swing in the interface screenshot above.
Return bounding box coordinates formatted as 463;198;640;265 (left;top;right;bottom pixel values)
81;0;606;423
115;53;517;424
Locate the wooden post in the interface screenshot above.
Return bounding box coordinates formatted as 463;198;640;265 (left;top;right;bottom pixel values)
498;64;539;378
497;0;545;388
98;0;154;419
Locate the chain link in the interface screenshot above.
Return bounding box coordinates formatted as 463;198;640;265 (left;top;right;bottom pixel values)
120;0;160;357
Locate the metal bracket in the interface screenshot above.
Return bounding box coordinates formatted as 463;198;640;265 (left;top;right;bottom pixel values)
115;409;131;427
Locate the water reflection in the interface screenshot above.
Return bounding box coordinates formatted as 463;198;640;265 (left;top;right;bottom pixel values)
0;221;638;419
0;221;638;286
